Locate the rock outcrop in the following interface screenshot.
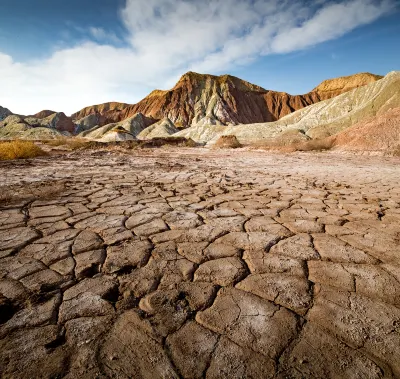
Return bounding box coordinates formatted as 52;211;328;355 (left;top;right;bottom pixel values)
312;72;382;96
31;110;58;119
72;72;381;129
25;112;75;134
80;113;155;140
330;107;400;154
98;127;136;143
72;102;130;128
40;112;75;133
0;115;66;140
137;118;179;140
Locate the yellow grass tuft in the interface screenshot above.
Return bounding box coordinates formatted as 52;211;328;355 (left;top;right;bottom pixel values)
0;140;47;160
44;137;90;150
292;138;335;152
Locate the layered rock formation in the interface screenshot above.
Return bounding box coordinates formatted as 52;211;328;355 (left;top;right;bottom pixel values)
312;72;382;95
26;113;74;134
32;110;58;119
37;112;75;133
137;118;179;140
72;102;130;129
72;72;381;129
0;71;386;141
331;107;400;154
176;71;399;146
79;113;155;140
0;114;68;140
98;127;136;143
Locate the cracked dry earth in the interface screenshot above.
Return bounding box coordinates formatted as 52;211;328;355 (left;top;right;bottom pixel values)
0;148;400;379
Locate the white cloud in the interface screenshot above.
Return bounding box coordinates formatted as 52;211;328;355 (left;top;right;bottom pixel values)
0;0;395;115
88;27;122;44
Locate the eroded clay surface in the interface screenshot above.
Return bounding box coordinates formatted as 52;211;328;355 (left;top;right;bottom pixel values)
0;148;399;378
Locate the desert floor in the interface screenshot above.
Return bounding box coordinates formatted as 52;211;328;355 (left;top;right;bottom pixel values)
1;148;399;378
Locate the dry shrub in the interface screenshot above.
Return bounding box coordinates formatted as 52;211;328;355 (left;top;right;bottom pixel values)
0;140;47;160
250;139;296;152
249;136;335;153
213;135;242;149
292;137;335;152
44;137;91;150
139;137;198;148
65;138;92;150
44;137;69;147
392;145;400;157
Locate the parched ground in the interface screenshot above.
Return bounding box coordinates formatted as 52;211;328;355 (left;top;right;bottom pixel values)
0;148;400;379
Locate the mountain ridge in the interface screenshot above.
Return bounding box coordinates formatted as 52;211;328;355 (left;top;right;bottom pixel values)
174;71;399;146
71;71;382;129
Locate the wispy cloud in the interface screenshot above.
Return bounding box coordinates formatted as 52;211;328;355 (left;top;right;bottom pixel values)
88;27;122;44
0;0;395;115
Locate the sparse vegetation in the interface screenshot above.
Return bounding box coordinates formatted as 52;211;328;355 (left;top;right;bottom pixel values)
213;135;242;149
291;137;335;152
44;137;91;150
43;137;68;147
138;137;198;148
0;140;47;160
249;135;335;153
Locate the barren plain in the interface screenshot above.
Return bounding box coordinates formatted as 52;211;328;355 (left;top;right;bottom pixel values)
1;147;400;378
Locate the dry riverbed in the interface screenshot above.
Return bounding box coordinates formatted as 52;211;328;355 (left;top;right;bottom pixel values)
0;147;399;378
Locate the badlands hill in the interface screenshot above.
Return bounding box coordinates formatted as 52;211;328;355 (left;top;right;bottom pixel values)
330;107;400;154
0;71;392;147
32;110;59;119
79;113;155;140
0;113;74;139
72;72;381;129
71;102;130;130
175;71;399;147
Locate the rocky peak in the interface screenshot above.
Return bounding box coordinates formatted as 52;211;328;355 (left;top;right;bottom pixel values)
313;72;383;94
0;106;12;121
32;110;58;119
71;102;130;120
176;71;266;93
72;102;131;128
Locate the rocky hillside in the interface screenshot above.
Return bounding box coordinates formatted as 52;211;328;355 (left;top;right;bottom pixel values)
79;113;155;140
32;110;58;119
137;118;179;140
331;107;400;154
312;72;382;95
0;111;77;139
24;112;75;134
72;102;130;129
176;71;399;146
72;72;381;128
0;115;65;140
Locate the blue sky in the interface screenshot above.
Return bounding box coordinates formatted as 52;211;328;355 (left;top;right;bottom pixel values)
0;0;399;115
